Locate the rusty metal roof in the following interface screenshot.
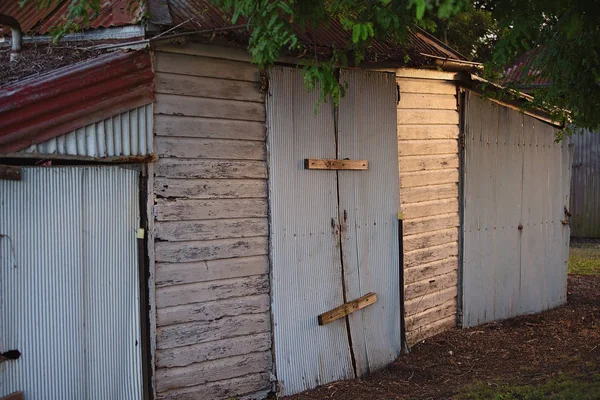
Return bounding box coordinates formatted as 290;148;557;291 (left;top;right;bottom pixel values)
0;49;154;153
160;0;466;63
502;48;551;87
0;0;141;36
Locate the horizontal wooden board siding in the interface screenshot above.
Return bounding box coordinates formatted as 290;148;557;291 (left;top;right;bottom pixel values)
153;50;272;400
397;74;460;346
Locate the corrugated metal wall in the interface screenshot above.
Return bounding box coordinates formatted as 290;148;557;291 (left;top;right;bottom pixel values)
17;104;154;158
570;129;600;238
0;166;143;399
462;92;572;327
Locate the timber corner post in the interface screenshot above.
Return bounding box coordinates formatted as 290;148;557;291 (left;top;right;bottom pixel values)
398;211;409;354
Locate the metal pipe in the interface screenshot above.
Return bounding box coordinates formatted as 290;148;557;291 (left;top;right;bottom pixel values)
0;14;23;62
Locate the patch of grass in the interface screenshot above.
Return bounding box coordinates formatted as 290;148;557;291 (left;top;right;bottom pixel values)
457;374;600;400
569;240;600;275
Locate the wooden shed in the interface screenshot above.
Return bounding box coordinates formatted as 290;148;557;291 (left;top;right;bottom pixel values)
0;4;573;400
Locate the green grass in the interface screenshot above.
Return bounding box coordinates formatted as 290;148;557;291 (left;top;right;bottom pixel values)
569;240;600;275
457;374;600;400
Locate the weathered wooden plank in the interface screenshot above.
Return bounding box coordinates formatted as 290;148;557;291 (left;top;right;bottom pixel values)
404;256;458;285
405;299;456;330
155;372;270;400
400;169;459;188
155;198;268;221
397;124;459;140
398;79;457;94
156;351;272;392
399;154;459;172
403;228;459;252
155;236;268;263
404;242;458;268
404;286;457;316
155;93;265;122
0;165;22;181
155;159;267;179
402;198;459;220
157;294;270;326
155;137;266;160
398;93;457;110
317;292;377;326
398;139;458;156
403;213;459;235
157;332;271;368
401;183;458;204
154;52;260;82
304;158;368;170
157;312;271;349
398;109;459;125
395;69;459;80
156;275;269;309
155;178;267;199
406;315;456;345
156;218;268;242
154;115;265;141
155;73;263;102
156;255;269;287
405;271;458;301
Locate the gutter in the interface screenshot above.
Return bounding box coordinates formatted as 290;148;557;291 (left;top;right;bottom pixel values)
0;14;22;62
420;53;484;73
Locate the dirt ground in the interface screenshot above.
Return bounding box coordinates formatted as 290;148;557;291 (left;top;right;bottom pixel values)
286;266;600;399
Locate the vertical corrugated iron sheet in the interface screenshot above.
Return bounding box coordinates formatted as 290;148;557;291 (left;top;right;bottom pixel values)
462;91;571;327
337;69;400;375
267;67;354;396
570;129;600;238
19;104;154;158
0;166;142;399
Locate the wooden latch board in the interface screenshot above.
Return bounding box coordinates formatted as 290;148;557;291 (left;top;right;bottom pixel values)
318;292;377;325
0;165;22;181
304;159;368;170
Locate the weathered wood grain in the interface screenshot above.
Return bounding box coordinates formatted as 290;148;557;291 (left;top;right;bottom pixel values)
403;228;459;252
398;79;457;94
398;139;458;156
157;312;271;349
155;372;270;400
155;137;266;160
404;256;458;285
156;218;268;242
156;275;269;309
304;158;368;170
154;52;260;82
398;109;458;125
155;159;267;179
154;115;265;141
155;93;265;121
402;198;459;220
317;292;377;325
395;69;459;80
405;299;456;331
156;255;269;287
398;93;457;110
155;236;268;264
403;213;459;236
155;178;267;199
406;315;456;346
404;242;459;268
397;125;459;140
404;286;457;316
400;169;459;189
402;183;458;204
399;154;459;172
155;73;263;102
157;332;271;368
157;294;270;326
155;198;268;221
156;351;272;392
404;271;458;301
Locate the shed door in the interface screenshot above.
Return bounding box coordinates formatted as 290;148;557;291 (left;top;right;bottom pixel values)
0;166;143;399
462;91;573;327
268;67;400;396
